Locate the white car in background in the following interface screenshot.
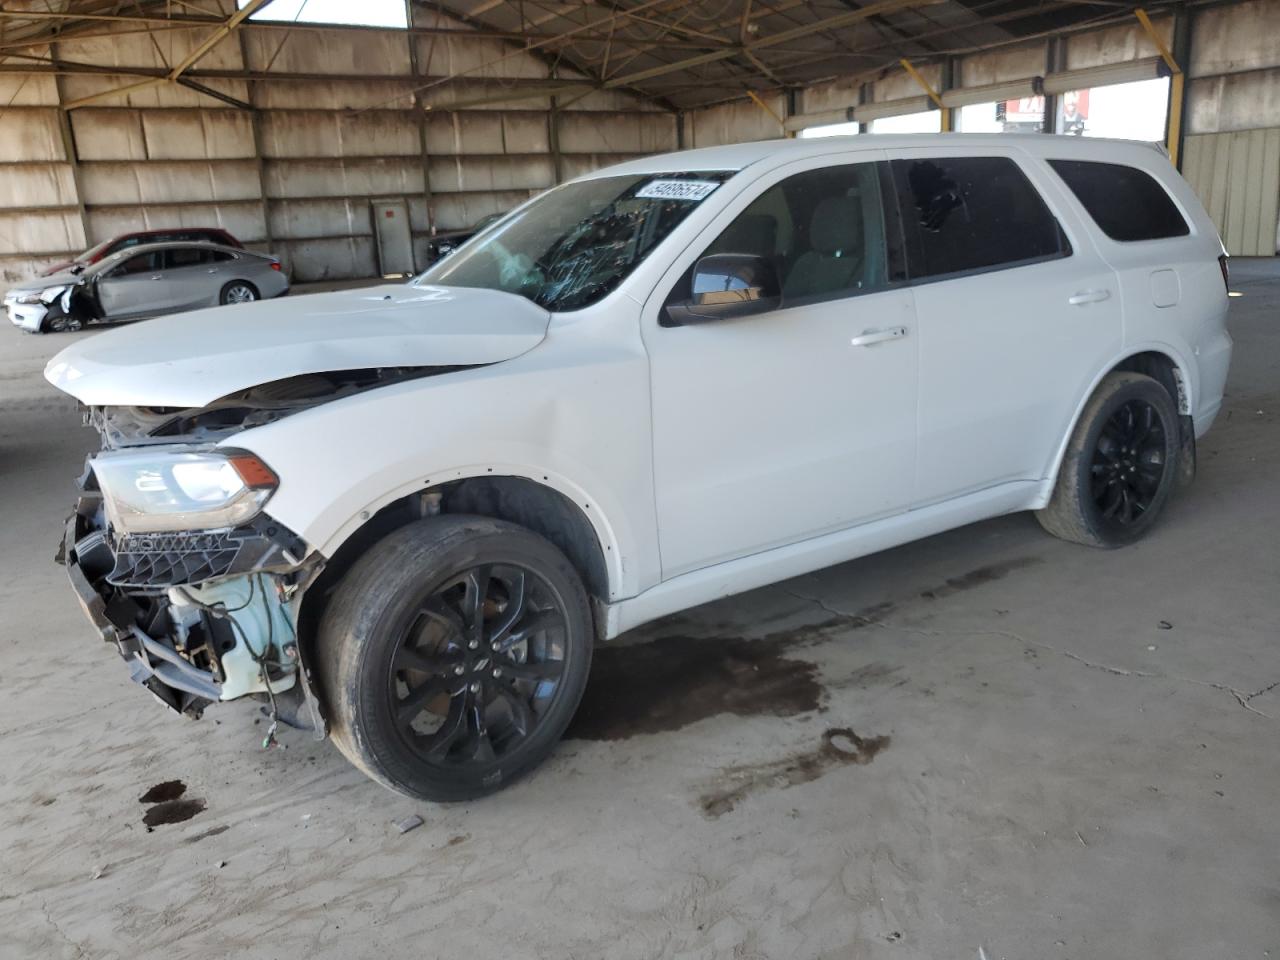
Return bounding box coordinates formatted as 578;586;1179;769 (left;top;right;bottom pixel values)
5;241;287;333
47;134;1231;801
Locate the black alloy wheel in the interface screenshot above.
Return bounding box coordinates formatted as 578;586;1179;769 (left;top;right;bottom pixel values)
318;515;592;801
1037;371;1180;547
388;563;570;768
1089;398;1167;527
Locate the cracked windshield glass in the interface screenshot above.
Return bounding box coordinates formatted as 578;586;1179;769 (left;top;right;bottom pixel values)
417;172;732;311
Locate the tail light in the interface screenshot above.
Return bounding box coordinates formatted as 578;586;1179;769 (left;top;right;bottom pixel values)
1219;254;1230;293
270;260;282;271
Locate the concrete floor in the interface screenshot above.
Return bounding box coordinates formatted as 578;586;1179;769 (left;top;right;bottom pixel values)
1;265;1277;960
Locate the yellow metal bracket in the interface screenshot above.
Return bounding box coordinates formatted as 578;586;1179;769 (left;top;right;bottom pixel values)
1134;8;1183;166
746;89;791;137
900;58;951;131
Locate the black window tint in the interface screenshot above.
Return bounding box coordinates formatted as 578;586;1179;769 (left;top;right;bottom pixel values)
211;250;236;262
1048;159;1189;242
696;161;896;304
117;252;159;274
166;246;212;268
892;156;1068;279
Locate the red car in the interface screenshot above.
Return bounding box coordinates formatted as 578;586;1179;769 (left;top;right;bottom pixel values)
41;228;243;277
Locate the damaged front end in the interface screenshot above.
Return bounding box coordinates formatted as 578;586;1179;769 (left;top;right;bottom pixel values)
60;492;321;728
55;376;380;733
58;367;464;732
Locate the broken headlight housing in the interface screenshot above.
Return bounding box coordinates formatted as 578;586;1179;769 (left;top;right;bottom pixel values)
92;449;278;534
12;284;66;305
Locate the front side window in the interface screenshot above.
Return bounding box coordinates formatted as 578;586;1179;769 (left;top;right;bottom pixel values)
892;156;1069;279
1048;159;1189;242
115;252;160;275
692;160;897;305
417;172;732;312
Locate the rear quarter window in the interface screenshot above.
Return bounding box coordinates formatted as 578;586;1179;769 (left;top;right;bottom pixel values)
1048;159;1190;242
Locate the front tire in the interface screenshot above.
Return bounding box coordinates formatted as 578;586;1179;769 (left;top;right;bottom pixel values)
1037;372;1180;547
39;314;83;334
220;281;259;305
317;516;592;801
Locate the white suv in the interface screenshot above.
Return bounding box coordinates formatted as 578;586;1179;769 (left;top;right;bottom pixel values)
48;134;1232;800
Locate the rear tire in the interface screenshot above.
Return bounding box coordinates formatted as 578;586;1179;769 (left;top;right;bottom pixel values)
1037;372;1180;547
220;281;259;305
317;515;592;801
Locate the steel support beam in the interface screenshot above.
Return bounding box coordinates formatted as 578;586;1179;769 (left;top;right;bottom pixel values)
61;0;277;110
900;57;950;131
1134;7;1183;166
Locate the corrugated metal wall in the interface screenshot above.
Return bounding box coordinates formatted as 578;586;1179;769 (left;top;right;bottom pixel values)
1183;129;1280;256
682;0;1280;255
4;1;1279;289
0;1;676;285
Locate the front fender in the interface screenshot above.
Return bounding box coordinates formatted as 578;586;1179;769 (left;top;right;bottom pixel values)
222;340;658;603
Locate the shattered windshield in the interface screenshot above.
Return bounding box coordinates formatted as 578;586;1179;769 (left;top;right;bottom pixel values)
415;172;733;311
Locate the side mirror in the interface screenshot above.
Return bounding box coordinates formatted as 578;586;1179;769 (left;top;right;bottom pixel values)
663;253;781;326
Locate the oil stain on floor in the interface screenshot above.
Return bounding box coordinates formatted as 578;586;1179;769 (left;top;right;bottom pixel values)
699;728;891;818
567;557;1041;743
139;779;206;830
566;632;826;741
139;780;186;804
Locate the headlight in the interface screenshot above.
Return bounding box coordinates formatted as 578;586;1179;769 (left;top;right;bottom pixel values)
12;291;43;305
91;449;278;534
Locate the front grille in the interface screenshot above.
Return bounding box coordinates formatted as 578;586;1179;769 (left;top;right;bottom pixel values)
109;531;242;587
105;516;308;588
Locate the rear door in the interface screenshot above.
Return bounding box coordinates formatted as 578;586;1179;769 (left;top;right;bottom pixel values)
890;149;1123;505
160;245;220;312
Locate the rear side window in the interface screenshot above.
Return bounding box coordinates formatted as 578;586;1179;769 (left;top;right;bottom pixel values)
1048;159;1190;242
891;156;1069;280
166;246;212;268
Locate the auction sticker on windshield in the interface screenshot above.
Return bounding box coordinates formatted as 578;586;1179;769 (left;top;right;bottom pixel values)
636;180;721;201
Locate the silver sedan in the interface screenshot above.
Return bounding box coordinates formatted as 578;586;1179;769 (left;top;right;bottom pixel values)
5;241;289;333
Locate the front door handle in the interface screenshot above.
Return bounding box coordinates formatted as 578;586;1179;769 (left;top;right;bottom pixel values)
207;268;219;274
850;326;908;347
1068;289;1111;306
149;275;163;280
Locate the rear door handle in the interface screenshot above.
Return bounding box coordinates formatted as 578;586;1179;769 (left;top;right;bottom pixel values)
1068;289;1111;306
149;275;163;280
850;326;908;347
207;268;219;274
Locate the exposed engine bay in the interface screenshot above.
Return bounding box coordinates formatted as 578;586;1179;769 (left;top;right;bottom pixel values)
88;366;464;448
59;365;464;738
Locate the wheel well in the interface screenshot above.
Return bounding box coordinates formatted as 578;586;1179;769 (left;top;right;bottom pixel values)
1107;350;1197;487
222;279;260;298
1113;351;1187;414
296;476;610;658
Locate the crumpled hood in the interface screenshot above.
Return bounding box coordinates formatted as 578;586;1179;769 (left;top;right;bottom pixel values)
8;268;83;296
45;284;551;407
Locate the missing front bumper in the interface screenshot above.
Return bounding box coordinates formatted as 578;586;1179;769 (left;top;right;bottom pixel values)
59;504;323;732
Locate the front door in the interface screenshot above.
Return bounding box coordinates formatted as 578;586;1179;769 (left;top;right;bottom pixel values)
643;155;920;579
95;250;167;319
888;150;1124;504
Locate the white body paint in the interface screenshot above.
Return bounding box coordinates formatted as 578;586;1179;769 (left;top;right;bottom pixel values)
47;134;1232;639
